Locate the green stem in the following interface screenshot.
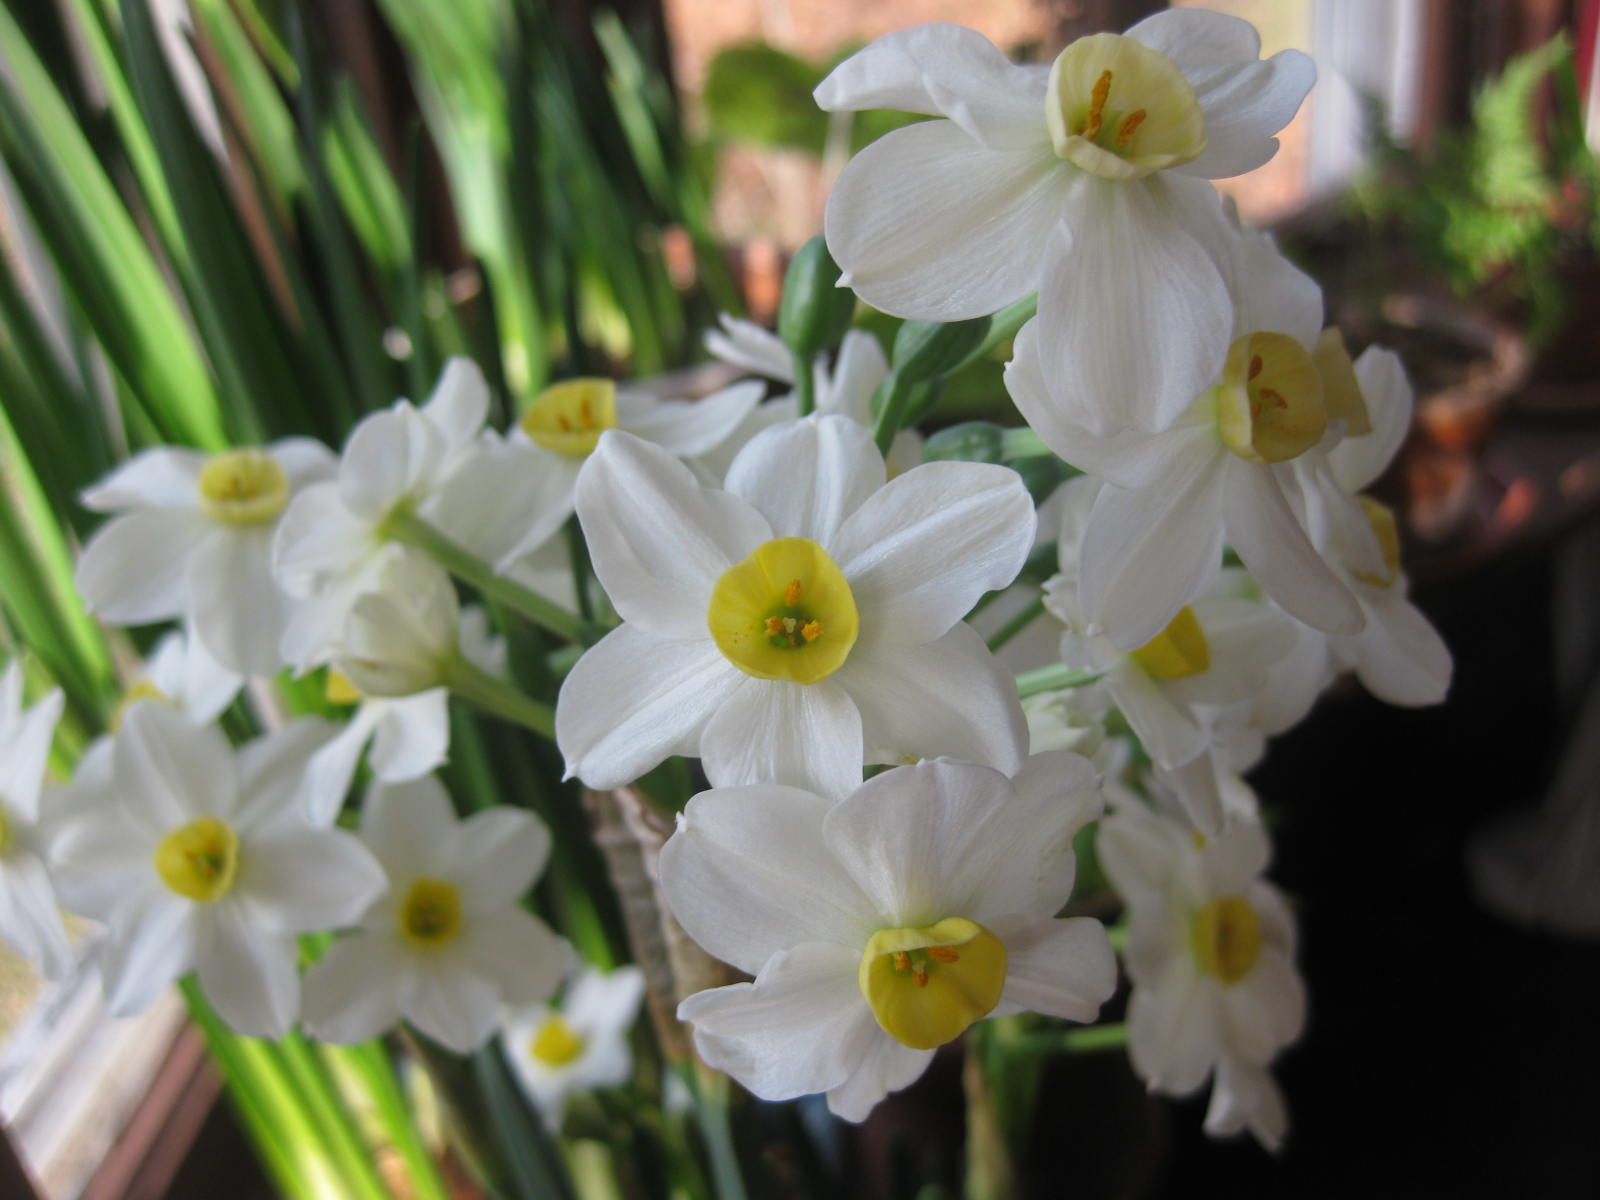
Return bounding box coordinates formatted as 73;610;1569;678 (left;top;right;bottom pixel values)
871;372;913;458
791;351;817;416
277;1033;393;1200
385;507;602;646
688;1066;748;1200
441;651;556;737
959;293;1036;370
335;1041;451;1200
1015;664;1103;699
1005;1022;1130;1057
985;596;1045;652
999;426;1053;459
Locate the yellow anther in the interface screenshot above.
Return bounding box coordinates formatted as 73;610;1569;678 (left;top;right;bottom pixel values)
1191;895;1263;986
1080;69;1112;140
1248;355;1264;382
1131;607;1211;681
1114;108;1146;146
893;951;911;973
398;876;464;949
800;619;822;643
197;450;289;526
859;918;1007;1050
927;946;960;965
784;578;803;606
530;1015;586;1067
764;617;786;637
153;817;239;903
913;968;930;988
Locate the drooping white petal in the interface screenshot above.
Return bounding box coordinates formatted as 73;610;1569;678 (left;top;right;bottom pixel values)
1037;175;1233;435
814;23;1047;149
823;119;1070;321
660;785;872;976
987;915;1116;1023
1346;594;1453;706
1205;1053;1288;1151
80;447;208;511
821;331;891;425
367;691;451;781
1330;346;1413;492
233;824;386;932
1128;956;1222;1095
704;314;794;382
700;678;863;801
1222;948;1306;1064
825;1035;935;1123
454;807;550;914
77;510;211;625
233;717;339;831
622;381;765;458
837;625;1027;776
679;942;875;1101
303;705;385;826
557;627;744;790
1105;663;1209;770
724;415;885;547
422;358;491;450
193;905;300;1038
301;933;406;1043
187;525;289;676
576;431;770;638
831;461;1034;644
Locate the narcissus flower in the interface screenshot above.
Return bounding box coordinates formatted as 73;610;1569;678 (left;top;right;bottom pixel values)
78;437;335;675
557;415;1035;799
500;964;646;1128
301;777;568;1053
817;12;1314;433
0;662;72;978
1098;802;1305;1152
49;706;385;1037
663;756;1116;1120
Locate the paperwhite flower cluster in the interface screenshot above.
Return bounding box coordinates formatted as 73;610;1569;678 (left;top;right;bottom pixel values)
0;4;1456;1162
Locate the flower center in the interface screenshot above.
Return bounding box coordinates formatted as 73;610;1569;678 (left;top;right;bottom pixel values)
324;669;363;706
858;917;1007;1050
1349;496;1402;589
398;876;463;948
1191;895;1263;986
529;1014;587;1067
1045;34;1206;180
1215;332;1327;464
153;816;239;903
1131;606;1210;680
197;450;290;526
707;538;859;685
520;378;617;458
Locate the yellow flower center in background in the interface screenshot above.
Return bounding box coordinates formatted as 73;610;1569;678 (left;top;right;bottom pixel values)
1045;34;1206;180
1131;606;1211;680
1350;496;1402;589
111;679;172;732
858;917;1007;1050
521;378;617;458
707;538;859;684
529;1014;587;1067
1215;332;1327;464
324;669;363;706
197;450;290;526
399;876;463;948
1191;895;1263;986
153;816;239;903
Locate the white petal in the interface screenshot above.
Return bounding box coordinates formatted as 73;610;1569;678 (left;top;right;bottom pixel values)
0;852;75;978
359;776;460;882
576;431;769;638
194;906;300;1038
1330;346;1413;492
1222;949;1305;1064
836;625;1027;776
571;965;647;1037
724;415;884;547
660;784;871;976
267;437;338;490
820;331;891;425
453;806;549;913
1128;9;1315;180
1348;595;1453;707
0;685;61;820
557;627;742;791
831;461;1034;643
1205;1054;1288;1151
80;447;207;511
988;915;1116;1023
1222;464;1363;635
188;525;290;675
234;717;340;831
48;805;148;916
302;933;406;1043
458;909;568;1005
1038;175;1232;435
173;626;245;722
426;436;577;569
823;119;1069;321
368;691;451;781
700;679;863;801
422;358;490;450
235;824;386;931
679;942;875;1101
624;381;765;458
1078;446;1226;650
814;23;1047;149
77;510;210;625
303;706;383;827
825;1035;934;1123
1097;808;1187;903
1233;229;1323;349
1105;664;1208;770
404;957;501;1053
100;890;195;1016
339;404;447;521
1128;958;1221;1095
115;703;239;834
272;481;374;596
703;314;793;382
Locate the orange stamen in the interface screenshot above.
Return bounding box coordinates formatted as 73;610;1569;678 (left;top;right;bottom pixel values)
893;951;911;973
1248;355;1264;382
1115;109;1146;147
784;578;803;606
1080;69;1112;141
800;620;822;642
927;946;960;964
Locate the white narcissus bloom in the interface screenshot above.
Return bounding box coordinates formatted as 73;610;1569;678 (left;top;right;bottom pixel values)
49;706;385;1037
301;777;569;1054
557;415;1035;800
77;436;335;675
700;319;922;479
500;964;646;1128
817;12;1314;433
0;662;72;978
305;602;504;826
663;756;1116;1121
116;625;244;727
1097;803;1305;1152
1009;226;1366;650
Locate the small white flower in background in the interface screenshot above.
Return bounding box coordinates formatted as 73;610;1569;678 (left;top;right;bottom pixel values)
115;624;245;727
49;706;385;1037
1009;227;1367;651
701;318;922;479
0;662;72;978
816;12;1313;433
77;436;335;676
301;776;569;1054
1097;802;1305;1152
501;964;646;1128
663;756;1115;1121
557;414;1036;800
